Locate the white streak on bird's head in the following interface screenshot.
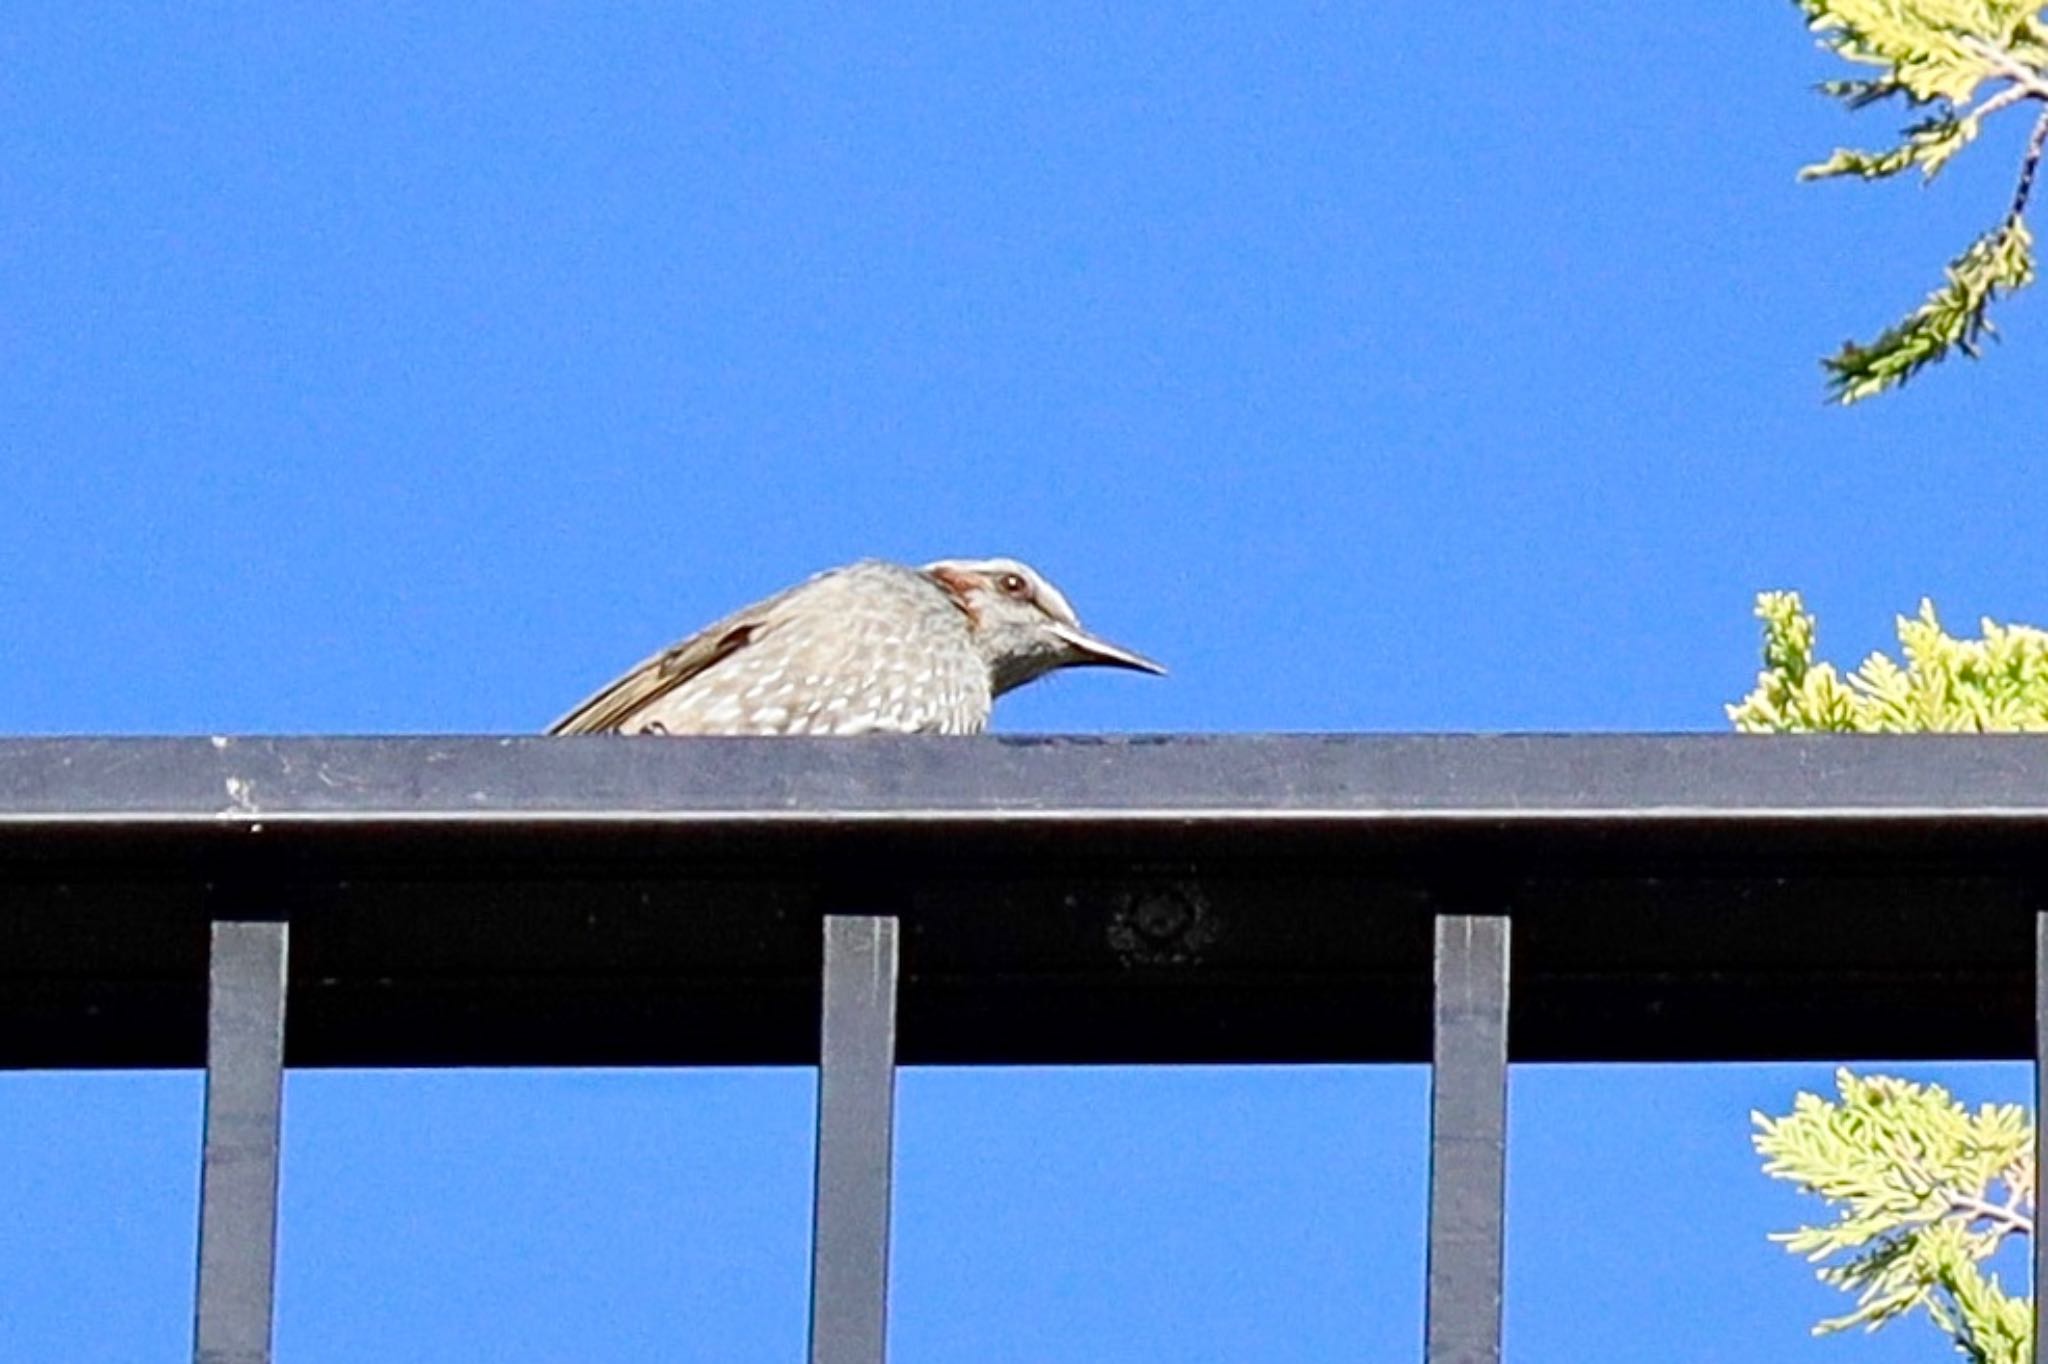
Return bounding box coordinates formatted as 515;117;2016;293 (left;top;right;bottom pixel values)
922;556;1166;696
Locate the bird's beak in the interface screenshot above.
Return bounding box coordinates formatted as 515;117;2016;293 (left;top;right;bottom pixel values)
1049;623;1168;676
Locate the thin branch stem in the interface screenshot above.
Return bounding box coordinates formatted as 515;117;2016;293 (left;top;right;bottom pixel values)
2010;102;2048;223
1877;1130;2035;1243
1944;1190;2035;1241
1973;79;2037;125
1963;35;2048;103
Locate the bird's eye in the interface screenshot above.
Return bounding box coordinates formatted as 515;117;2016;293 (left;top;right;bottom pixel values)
997;572;1031;599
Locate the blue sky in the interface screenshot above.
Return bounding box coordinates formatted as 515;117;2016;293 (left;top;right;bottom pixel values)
1;6;2041;1361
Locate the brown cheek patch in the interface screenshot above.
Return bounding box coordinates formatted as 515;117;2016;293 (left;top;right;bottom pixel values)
925;566;985;627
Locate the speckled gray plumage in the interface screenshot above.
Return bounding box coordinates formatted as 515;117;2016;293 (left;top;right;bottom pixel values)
548;558;1161;737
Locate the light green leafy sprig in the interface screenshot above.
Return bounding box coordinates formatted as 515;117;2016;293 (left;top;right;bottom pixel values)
1754;1071;2034;1362
1741;594;2045;1361
1728;589;2048;731
1821;217;2035;401
1796;0;2048;401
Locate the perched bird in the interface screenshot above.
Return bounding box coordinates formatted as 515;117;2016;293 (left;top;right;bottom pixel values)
548;557;1164;736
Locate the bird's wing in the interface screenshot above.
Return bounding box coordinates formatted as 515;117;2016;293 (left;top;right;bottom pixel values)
546;607;779;735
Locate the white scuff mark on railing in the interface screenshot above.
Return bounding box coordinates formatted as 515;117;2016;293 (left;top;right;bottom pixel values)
222;776;258;818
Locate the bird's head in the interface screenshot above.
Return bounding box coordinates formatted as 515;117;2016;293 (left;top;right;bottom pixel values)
923;556;1166;696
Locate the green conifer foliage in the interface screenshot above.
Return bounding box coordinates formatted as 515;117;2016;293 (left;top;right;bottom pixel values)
1738;591;2047;1358
1795;1;2048;401
1729;591;2048;731
1754;1073;2033;1362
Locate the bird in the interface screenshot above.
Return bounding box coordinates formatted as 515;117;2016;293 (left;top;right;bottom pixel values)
548;557;1164;736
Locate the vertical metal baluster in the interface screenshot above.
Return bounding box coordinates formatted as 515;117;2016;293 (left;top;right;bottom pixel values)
1425;914;1510;1364
194;920;290;1364
2034;911;2046;1364
809;915;901;1364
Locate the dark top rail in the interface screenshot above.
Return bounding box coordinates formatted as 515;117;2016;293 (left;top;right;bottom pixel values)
2;735;2042;1069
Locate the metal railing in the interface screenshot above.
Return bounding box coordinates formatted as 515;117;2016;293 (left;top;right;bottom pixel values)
4;734;2046;1364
